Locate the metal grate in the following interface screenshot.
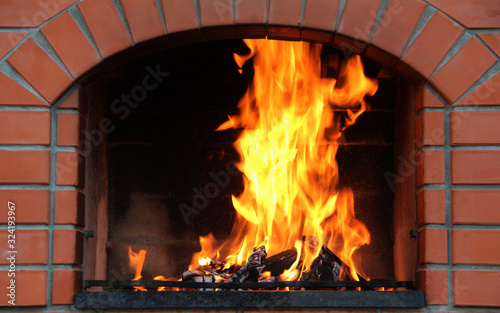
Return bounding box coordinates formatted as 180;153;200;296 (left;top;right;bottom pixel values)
83;279;416;290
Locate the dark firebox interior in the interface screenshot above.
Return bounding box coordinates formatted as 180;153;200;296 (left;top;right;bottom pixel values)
104;40;396;282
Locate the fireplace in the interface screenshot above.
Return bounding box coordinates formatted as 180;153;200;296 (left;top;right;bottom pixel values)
70;38;426;309
1;0;500;311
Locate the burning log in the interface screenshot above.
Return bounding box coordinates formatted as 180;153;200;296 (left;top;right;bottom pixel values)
261;248;298;277
182;270;215;291
226;246;267;284
300;244;365;284
320;245;366;281
298;236;365;283
209;259;225;272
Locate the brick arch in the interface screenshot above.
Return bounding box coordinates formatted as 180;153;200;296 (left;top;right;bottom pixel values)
1;0;498;106
1;0;500;309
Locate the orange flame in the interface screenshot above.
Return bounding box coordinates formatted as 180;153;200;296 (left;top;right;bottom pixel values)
154;275;168;291
188;233;219;270
128;246;147;291
153;275;180;291
204;39;376;279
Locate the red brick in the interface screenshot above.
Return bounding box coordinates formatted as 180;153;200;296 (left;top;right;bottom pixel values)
370;0;426;57
416;149;444;186
430;38;497;104
364;45;399;68
302;0;339;31
401;11;463;79
479;33;500;57
0;32;27;59
337;0;382;42
56;151;84;186
0;0;77;27
457;72;500;106
0;72;47;106
78;0;132;58
55;190;84;225
200;0;234;27
235;0;267;24
453;230;500;265
415;111;444;148
162;0;199;33
7;38;73;104
41;12;101;78
59;87;88;113
0;111;51;145
452;190;500;224
395;59;426;83
300;29;334;45
120;0;165;43
428;0;500;28
418;228;448;264
417;189;446;225
0;230;48;264
421;87;445;107
451;150;500;184
451;111;500;145
0;190;50;224
415;86;445;112
267;27;301;41
418;270;448;304
268;0;302;27
0;150;50;184
53;229;83;264
332;34;367;55
52;270;82;304
57;112;85;147
0;270;47;305
453;271;500;306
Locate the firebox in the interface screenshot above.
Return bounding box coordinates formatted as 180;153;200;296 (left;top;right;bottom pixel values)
76;39;424;309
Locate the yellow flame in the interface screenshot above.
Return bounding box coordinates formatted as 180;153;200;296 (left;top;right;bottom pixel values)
196;39;376;280
198;257;211;266
189;233;218;270
280;241;302;281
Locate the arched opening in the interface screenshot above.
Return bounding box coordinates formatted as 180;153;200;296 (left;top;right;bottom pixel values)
78;36;421;309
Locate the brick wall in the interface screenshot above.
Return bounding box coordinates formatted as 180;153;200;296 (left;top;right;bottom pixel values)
0;0;499;312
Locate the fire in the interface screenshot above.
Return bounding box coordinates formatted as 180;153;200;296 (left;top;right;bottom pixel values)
127;246;147;291
128;247;180;291
154;276;168;291
211;39;377;279
125;39;377;286
154;276;181;291
188;233;219;270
